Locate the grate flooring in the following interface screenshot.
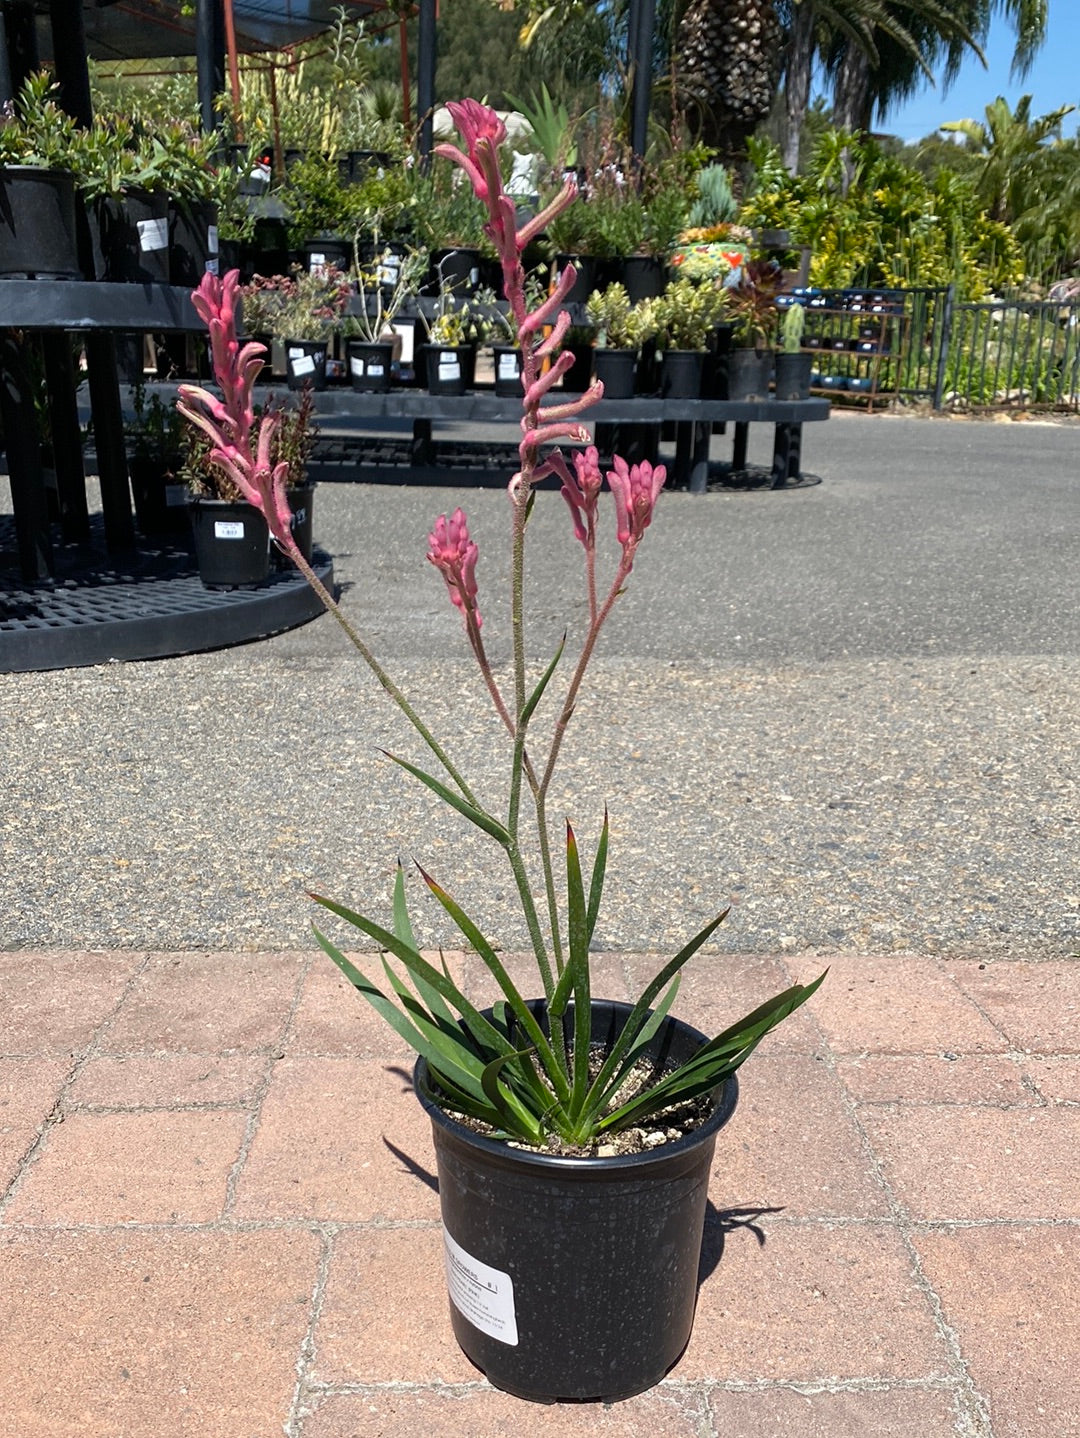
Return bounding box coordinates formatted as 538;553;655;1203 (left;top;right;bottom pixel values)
0;516;331;672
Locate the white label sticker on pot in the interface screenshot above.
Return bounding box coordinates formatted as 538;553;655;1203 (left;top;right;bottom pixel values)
290;353;316;376
207;224;219;254
443;1228;518;1346
137;217;169;252
498;354;519;379
438;357;461;381
349;356;364;376
366;362;384;377
214;520;245;540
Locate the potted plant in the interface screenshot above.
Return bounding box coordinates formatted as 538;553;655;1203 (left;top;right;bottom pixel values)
542;178;596;303
409;160;489;293
647;277;728;398
725;257;784;401
774;300;814;401
343;246;426;392
69;112;172;284
0;71;83;279
418;281;486;395
180;346;318;588
281;152;360;274
584;282;652;398
239;266;352;391
125;378;189;536
149;122;222;287
484;270;546;397
178;104;825;1404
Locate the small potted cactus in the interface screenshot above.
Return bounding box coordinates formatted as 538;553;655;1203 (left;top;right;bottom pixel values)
773;301;814;401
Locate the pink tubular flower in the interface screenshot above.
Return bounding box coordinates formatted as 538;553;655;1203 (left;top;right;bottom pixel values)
427;508;482;628
560;446;604;548
176;269;295;557
606;456;668;562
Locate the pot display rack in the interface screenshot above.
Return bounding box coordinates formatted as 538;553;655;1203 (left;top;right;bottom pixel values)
779;289;909;411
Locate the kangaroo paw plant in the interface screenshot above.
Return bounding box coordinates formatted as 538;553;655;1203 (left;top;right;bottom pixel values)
178;99;825;1156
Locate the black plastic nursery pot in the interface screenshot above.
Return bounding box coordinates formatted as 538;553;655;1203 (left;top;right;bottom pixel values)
285;340;329;391
169;199;219;286
347;339;394;392
553;252;596;304
726;348;774;402
188;498;271;589
426;343;475;396
83;186;170;283
430;246;482;293
491;344;523;397
660;349;705;399
620;254;666;302
273;482;316;568
592;346;637;400
773;352;814;402
416;999;739;1404
0;166;82;279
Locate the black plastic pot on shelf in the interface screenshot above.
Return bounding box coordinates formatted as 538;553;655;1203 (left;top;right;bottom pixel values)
416;998;739;1404
273;482;316;568
82;186;170;283
726;348;774;402
285;340;329;391
303;237;352;274
429;247;482;294
0;166;82;279
491;344;523;398
553;253;597;304
347;339;394;392
773;352;814;401
129;456;189;537
592;347;636;400
188;497;271;589
169;199;219;285
425;343;475;396
660;349;705;399
620;254;666;302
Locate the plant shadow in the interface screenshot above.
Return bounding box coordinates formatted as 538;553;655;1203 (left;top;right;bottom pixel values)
698;1203;783;1288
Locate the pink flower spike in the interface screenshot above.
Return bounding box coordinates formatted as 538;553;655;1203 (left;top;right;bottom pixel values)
446;98;507;160
606;455;668;557
561;445;603;548
427;508;482;629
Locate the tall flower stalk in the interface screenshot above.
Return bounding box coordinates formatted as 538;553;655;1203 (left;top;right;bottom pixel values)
178;100;824;1150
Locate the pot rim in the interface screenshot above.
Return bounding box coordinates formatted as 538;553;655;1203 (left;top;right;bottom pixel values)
415;997;739;1176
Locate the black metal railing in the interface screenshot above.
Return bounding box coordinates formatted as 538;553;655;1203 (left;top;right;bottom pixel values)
934;292;1080;413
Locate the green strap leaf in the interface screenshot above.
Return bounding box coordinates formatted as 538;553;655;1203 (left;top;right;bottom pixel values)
391;863;458;1031
415;864;569;1102
585;808;609;944
520;634;565;729
480;1049;544;1143
382;751;511;845
565;820;592;1109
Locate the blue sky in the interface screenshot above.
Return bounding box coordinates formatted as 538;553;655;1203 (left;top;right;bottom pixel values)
862;3;1080;142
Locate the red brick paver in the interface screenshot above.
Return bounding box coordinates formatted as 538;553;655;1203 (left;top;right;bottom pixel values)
1;948;1077;1438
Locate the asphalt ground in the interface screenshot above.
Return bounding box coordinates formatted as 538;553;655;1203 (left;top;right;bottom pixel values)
2;411;1078;958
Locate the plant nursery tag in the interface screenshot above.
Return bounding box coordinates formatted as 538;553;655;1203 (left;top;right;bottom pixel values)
207;224;219;255
137;217;169;253
443;1227;518;1346
366;363;384;377
290;353;316;376
349;357;364;376
214;520;245;540
438;357;461;380
498;354;518;379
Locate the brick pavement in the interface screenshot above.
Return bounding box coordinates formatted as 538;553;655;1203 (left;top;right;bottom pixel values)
1;948;1077;1437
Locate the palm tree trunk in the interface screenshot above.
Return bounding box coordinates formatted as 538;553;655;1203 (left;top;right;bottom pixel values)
832;40;872;134
782;0;816;174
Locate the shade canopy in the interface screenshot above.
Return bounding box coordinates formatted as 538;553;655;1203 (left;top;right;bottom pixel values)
36;0;397;63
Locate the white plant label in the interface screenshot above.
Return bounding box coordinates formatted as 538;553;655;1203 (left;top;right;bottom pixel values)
498;354;519;379
366;363;384;377
290;353;316;376
207;224;219;255
438;357;461;381
137;217;169;253
214;520;245;540
349;357;364;376
443;1228;518;1346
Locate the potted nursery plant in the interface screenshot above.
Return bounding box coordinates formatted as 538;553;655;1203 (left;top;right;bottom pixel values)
774;300;814;400
70;111;172;284
239;266;352;391
647;277;728;398
0;71;83;280
725;257;784;402
181;378;317;587
483;270;546;398
177;100;826;1405
409;159;489;293
150;121;222;287
418;280;486;395
584;281;652;398
343;245;426;392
